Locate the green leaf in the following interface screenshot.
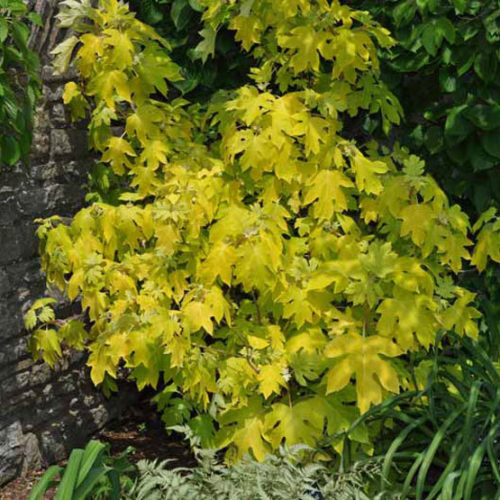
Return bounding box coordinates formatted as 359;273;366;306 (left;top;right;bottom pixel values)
76;441;107;488
436;17;456;45
467;140;498;171
55;449;84;500
484;10;500;43
422;24;438;56
0;17;8;43
171;0;193;30
27;12;43;27
393;0;417;27
192;27;216;64
452;0;468;14
27;466;63;500
463;104;500;131
445;106;474;138
474;51;498;83
439;70;456;93
1;136;21;166
188;0;204;11
424;125;444;154
481;130;500;159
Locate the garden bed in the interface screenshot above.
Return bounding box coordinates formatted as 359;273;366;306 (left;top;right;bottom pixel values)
0;405;194;500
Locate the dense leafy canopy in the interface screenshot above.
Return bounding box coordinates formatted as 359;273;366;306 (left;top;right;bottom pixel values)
27;0;500;462
0;0;41;168
128;0;252;99
354;0;500;357
355;0;500;216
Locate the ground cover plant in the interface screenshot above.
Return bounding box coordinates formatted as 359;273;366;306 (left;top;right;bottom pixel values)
23;0;500;492
31;443;400;499
0;0;41;167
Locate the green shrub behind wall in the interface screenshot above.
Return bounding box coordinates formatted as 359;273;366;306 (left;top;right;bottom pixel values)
0;0;41;168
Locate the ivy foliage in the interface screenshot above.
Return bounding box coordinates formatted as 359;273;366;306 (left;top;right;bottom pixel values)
27;0;500;461
0;0;41;168
355;0;500;215
128;0;252;99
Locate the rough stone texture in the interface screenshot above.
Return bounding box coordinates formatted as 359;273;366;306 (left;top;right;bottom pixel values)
0;1;135;486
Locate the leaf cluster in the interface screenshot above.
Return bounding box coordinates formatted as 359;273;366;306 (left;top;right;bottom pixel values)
128;0;252;99
32;442;399;500
127;445;398;500
355;0;500;215
26;0;500;462
28;440;134;500
0;0;41;168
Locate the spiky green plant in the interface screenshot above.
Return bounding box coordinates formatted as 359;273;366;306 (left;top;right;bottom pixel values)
28;441;133;500
344;334;500;500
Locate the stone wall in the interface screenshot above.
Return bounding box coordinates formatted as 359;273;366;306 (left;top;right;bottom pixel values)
0;0;133;485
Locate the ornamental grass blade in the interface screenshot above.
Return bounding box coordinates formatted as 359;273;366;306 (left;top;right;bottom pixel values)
55;448;84;500
27;466;62;500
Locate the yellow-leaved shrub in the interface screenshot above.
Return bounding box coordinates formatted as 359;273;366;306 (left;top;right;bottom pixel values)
26;0;500;461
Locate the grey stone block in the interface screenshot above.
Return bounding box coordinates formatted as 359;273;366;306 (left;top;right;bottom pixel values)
0;422;24;483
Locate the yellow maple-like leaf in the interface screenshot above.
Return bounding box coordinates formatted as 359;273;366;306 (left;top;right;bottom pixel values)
29;328;62;367
264;398;324;448
325;333;403;413
88;69;132;109
76;33;104;77
230;15;263;51
62;82;89;121
351;152;388;195
257;363;286;399
441;289;481;339
217;400;270;461
399;204;436;247
106;332;132;364
471;226;500;271
126;104;164;145
88;341;117;385
183;300;214;334
141;140;169;171
304;169;353;219
198;242;237;285
102;137;136;175
291;112;330;156
279;25;323;73
377;288;438;350
103;28;135;70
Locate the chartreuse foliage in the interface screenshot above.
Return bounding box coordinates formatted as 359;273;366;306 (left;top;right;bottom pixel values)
353;0;500;359
26;0;500;462
0;0;41;168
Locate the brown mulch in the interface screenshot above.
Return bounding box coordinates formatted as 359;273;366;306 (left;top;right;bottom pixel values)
0;405;195;500
0;471;53;500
